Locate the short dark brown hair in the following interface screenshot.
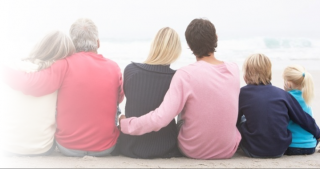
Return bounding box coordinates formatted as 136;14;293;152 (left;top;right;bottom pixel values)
185;18;217;58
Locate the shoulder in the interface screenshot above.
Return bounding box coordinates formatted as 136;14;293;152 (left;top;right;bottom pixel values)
124;62;138;72
272;85;289;96
177;62;198;75
224;61;239;69
52;58;68;67
240;84;284;94
107;58;121;69
224;61;240;77
124;62;141;75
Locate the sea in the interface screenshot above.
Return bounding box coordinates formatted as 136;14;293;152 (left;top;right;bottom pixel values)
2;36;320;71
99;37;320;71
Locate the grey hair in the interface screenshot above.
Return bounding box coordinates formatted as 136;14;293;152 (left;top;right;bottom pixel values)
69;18;99;52
25;30;75;70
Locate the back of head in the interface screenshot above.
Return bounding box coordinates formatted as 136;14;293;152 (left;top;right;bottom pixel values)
27;30;75;70
145;27;181;65
185;18;217;58
283;65;314;105
70;18;99;52
243;53;272;85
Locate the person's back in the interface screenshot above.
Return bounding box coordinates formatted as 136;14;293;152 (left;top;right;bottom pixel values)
0;31;75;155
56;52;122;151
283;65;317;155
119;28;182;158
1;62;56;155
239;84;295;156
119;63;181;158
287;90;316;150
177;61;240;159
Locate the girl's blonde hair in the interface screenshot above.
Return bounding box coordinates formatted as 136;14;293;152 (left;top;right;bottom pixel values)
26;30;76;70
283;65;314;105
144;27;181;65
243;53;272;85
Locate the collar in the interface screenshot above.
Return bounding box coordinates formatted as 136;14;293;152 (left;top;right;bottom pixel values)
132;62;176;74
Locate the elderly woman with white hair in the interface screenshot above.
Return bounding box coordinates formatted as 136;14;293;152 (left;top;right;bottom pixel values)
1;30;75;156
1;18;124;157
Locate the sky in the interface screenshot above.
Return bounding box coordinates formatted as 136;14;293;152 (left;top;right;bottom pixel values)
1;0;320;40
0;0;319;59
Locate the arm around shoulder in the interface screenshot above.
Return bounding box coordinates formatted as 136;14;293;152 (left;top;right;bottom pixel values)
1;59;68;97
287;94;320;139
120;70;191;135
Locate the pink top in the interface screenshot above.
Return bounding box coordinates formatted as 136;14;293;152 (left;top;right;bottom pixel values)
121;61;241;159
2;52;124;151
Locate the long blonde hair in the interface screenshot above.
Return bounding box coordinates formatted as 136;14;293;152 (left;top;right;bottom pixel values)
283;65;314;105
26;30;75;70
144;27;181;65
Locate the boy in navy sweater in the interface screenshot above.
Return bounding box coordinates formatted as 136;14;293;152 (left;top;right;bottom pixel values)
237;53;320;158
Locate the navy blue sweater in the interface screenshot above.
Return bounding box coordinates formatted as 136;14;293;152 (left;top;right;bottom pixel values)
237;84;320;157
118;62;181;159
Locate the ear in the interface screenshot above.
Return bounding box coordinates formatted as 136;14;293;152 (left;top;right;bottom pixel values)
97;39;100;49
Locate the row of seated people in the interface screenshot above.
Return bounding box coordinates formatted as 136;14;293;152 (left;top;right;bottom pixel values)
0;18;318;159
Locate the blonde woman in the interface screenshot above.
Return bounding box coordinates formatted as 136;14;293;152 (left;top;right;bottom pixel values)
283;65;317;155
117;27;182;158
237;53;320;158
0;30;75;156
120;19;241;159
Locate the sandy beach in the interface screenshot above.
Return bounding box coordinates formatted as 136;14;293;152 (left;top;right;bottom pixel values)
1;69;320;168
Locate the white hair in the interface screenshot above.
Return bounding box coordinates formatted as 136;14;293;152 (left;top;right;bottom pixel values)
26;30;75;70
69;18;99;52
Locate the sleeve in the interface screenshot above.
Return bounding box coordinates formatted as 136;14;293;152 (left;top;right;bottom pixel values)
287;94;320;139
118;72;124;104
237;89;245;126
120;70;191;135
1;59;68;97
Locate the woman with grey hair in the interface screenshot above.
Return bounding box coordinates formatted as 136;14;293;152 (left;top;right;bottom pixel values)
1;30;75;156
2;18;124;157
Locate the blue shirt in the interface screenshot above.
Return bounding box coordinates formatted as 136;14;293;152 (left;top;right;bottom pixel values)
287;90;317;148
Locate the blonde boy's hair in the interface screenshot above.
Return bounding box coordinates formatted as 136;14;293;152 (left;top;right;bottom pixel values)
283;65;314;105
144;27;181;65
243;53;272;85
27;30;76;70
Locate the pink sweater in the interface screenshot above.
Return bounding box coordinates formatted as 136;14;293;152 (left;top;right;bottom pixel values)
121;61;241;159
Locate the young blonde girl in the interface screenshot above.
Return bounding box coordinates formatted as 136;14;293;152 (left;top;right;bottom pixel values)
237;53;320;158
283;65;317;155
